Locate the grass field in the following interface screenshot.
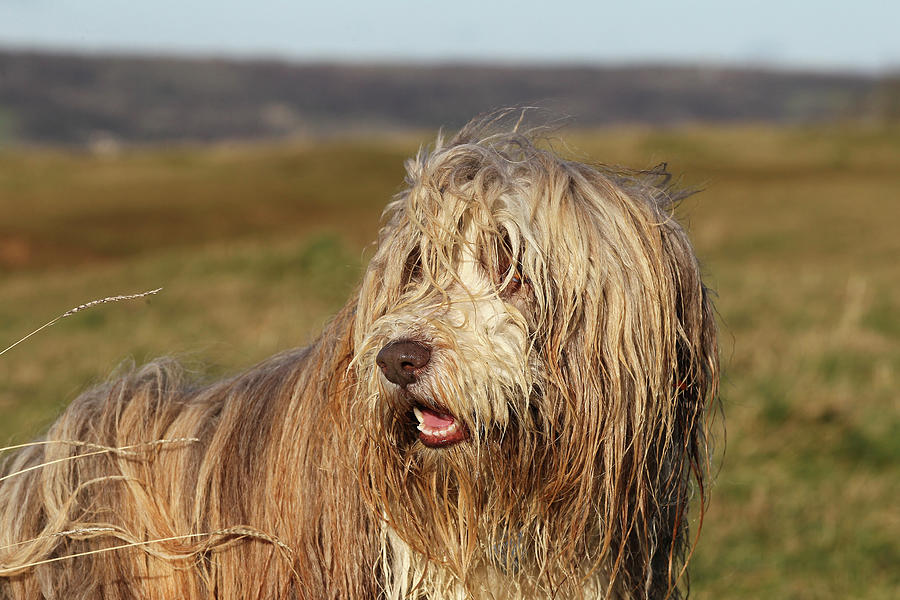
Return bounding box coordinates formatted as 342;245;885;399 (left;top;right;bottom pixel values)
1;124;898;598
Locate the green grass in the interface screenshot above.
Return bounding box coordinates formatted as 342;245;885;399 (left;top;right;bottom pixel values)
1;125;898;598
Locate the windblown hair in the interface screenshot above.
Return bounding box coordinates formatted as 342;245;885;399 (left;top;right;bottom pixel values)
0;113;718;599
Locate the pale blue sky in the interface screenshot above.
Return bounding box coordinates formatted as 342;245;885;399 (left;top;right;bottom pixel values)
0;0;897;72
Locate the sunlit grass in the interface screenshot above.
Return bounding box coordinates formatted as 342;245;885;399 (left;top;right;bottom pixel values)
1;124;898;598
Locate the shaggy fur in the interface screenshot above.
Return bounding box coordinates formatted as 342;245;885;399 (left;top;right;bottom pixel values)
0;114;718;599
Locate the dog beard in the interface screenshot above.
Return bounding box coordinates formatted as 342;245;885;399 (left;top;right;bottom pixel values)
353;281;613;596
357;366;615;598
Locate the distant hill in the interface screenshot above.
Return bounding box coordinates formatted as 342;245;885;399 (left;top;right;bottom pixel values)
0;50;887;146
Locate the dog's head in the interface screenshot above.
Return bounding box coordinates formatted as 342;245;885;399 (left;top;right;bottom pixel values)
351;115;718;596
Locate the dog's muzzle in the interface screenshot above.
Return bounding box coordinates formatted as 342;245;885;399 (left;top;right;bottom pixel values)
376;340;469;448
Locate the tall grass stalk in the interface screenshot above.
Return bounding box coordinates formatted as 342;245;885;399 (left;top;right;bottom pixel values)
0;288;162;358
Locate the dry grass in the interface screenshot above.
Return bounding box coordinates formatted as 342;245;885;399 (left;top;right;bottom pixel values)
0;288;162;358
1;124;898;598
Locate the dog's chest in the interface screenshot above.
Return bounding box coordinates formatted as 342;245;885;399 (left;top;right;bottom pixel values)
381;527;608;600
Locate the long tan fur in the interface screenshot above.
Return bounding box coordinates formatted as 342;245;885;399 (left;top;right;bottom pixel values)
0;112;718;599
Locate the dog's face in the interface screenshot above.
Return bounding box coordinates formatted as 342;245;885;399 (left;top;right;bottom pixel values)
350;125;717;594
360;194;535;450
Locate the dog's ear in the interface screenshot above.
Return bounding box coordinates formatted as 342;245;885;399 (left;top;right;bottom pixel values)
637;212;718;594
529;166;718;595
669;214;719;497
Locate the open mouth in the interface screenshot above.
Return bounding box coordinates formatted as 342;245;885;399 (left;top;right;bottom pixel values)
412;405;469;448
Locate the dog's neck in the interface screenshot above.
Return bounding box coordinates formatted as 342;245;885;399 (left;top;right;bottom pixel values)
380;525;612;600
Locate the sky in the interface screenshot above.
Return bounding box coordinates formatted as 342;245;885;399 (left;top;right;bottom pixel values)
0;0;898;72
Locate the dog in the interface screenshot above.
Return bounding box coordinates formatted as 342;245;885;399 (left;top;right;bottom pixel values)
0;113;718;599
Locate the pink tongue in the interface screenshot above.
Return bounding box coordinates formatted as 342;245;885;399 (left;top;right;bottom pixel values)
420;408;455;428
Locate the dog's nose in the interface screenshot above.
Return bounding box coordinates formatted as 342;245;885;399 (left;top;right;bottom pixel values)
376;341;431;387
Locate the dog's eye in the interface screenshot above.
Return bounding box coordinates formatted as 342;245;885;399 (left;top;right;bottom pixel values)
497;232;528;295
506;270;523;294
505;266;530;295
402;247;422;286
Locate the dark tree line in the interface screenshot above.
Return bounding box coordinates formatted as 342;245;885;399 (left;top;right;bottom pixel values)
0;50;884;145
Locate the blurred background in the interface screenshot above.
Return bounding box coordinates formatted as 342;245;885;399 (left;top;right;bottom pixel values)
0;1;897;597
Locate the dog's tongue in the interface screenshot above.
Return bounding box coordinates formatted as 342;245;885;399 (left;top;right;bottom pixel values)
419;407;455;428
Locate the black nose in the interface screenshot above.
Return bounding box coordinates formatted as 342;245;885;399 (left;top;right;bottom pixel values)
376;340;431;387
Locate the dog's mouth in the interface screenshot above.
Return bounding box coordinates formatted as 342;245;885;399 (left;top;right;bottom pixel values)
412;404;469;448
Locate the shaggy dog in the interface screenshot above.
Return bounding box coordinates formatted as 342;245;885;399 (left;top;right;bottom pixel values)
0;114;718;599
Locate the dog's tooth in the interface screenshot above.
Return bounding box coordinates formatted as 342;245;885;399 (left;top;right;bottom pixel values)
432;423;457;436
415;411;462;441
